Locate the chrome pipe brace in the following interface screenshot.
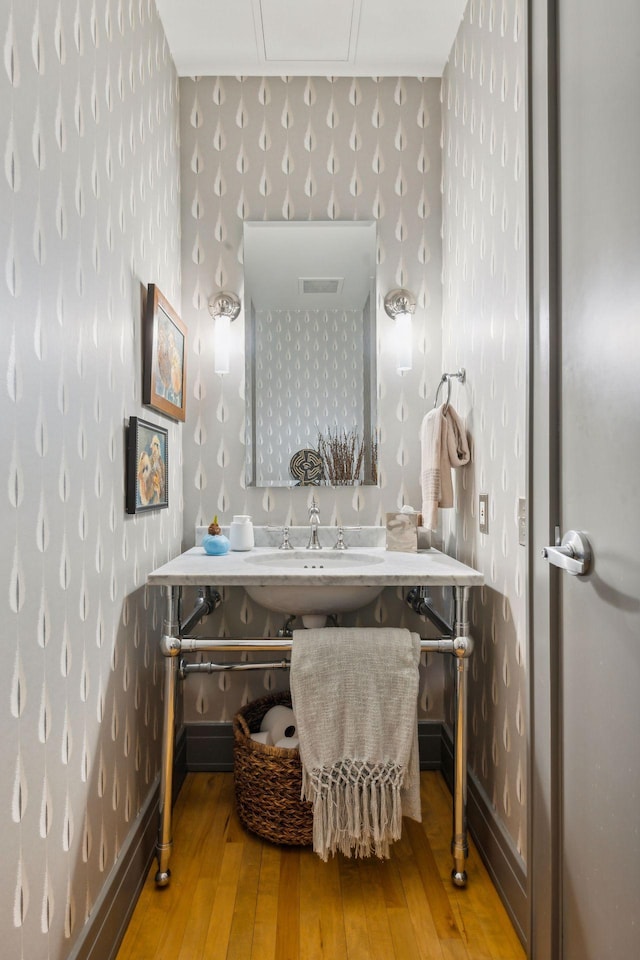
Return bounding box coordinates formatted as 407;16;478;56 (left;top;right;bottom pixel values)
178;587;221;637
180;658;292;677
406;586;454;636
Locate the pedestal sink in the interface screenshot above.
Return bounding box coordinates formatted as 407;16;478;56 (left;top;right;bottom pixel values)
242;551;386;626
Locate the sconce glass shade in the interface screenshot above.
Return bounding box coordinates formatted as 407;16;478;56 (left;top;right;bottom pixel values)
208;292;241;375
384;288;416;373
213;314;231;375
394;312;413;372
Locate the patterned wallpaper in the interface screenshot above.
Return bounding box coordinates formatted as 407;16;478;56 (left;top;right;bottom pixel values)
1;2;181;959
441;0;528;861
252;307;366;485
178;38;529;865
180;75;445;527
178;76;449;725
1;9;529;956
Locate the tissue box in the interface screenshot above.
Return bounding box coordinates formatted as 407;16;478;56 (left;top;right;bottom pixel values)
385;512;418;552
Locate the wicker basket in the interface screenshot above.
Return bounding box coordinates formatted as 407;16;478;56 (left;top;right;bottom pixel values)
232;691;313;846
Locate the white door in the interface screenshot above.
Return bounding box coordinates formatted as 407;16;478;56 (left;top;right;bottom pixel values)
531;1;640;957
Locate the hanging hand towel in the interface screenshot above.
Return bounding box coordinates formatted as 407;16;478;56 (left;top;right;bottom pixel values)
420;403;470;530
290;627;422;862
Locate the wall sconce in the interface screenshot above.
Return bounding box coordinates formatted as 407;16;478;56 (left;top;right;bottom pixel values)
208;292;241;375
384;288;416;373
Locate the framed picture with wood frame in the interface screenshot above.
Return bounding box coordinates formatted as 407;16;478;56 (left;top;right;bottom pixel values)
126;416;169;514
143;284;187;421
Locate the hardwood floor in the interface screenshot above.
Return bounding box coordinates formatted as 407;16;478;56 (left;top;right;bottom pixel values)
117;772;526;960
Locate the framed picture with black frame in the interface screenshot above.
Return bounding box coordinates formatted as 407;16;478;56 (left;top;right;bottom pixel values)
126;416;169;514
143;284;187;421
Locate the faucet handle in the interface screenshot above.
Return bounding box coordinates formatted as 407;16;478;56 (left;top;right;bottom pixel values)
333;526;348;550
279;525;294;550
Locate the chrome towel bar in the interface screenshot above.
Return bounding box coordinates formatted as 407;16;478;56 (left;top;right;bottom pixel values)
434;367;466;409
177;635;473;677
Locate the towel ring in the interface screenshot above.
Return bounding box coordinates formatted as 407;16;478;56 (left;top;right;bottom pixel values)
434;368;466;409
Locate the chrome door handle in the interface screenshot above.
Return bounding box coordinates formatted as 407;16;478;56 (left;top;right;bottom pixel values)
542;530;592;576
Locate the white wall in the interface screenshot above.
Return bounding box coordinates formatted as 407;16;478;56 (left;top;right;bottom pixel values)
1;2;182;958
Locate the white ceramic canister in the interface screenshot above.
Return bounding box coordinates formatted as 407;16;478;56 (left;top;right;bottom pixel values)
229;515;254;551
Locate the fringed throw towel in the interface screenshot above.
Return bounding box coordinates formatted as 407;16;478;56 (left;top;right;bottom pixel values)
290;628;422;861
420;403;470;531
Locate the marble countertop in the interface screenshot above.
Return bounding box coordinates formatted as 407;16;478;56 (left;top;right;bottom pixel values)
147;545;484;588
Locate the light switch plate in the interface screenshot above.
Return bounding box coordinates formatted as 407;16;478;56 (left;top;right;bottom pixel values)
518;497;527;546
479;494;489;534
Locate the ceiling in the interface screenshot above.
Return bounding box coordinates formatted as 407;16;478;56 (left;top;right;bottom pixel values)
155;0;468;78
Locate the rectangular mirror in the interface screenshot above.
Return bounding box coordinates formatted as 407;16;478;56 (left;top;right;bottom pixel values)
244;221;377;487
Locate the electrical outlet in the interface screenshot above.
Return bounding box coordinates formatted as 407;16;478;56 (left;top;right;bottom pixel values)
479;494;489;534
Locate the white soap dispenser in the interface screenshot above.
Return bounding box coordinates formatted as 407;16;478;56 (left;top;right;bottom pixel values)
229;515;254;551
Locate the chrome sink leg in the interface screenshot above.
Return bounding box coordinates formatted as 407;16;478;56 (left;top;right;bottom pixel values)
155;585;181;886
451;585;471;887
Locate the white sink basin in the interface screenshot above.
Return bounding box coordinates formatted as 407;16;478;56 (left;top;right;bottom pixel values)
243;551;385;624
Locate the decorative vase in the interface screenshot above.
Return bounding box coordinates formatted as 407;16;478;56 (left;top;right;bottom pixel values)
202;533;230;556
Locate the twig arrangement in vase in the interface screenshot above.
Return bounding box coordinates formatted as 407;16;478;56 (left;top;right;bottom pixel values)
317;428;365;486
370;432;378;486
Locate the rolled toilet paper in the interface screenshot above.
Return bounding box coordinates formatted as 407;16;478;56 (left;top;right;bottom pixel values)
275;736;299;751
250;731;272;746
260;705;296;745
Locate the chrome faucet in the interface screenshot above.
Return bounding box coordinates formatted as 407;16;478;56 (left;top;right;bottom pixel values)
307;497;322;549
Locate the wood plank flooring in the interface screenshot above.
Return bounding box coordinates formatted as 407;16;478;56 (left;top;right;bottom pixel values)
117;772;526;960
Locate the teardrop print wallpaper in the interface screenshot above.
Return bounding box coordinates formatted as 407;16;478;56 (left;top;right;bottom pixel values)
2;4;530;956
180;75;444;531
1;2;181;958
441;0;528;862
251;305;367;486
178;75;450;724
178;1;528;870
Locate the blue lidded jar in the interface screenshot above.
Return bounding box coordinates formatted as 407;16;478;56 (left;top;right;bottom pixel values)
202;533;230;555
202;516;230;555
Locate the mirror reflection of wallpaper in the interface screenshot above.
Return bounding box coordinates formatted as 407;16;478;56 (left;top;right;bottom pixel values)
441;0;528;863
253;308;365;484
1;4;182;959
